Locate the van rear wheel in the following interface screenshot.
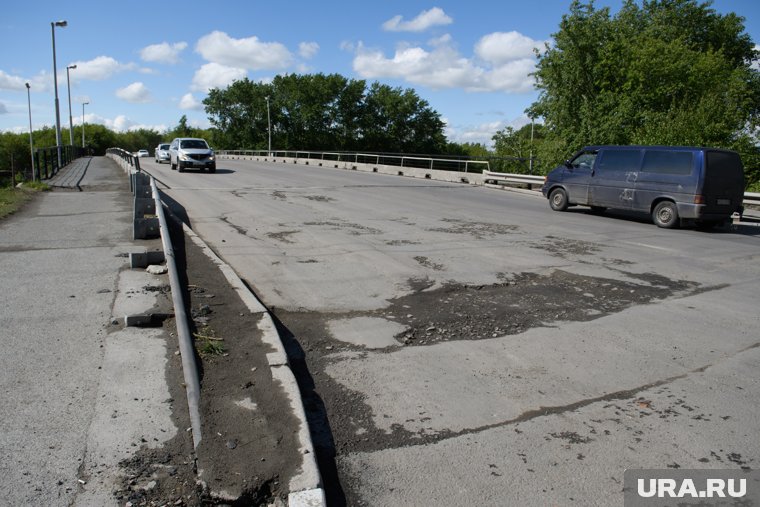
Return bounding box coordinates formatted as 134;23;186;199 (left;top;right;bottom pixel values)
549;188;569;211
652;201;679;228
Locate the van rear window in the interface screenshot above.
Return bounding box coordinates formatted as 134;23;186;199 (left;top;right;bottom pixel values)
641;151;693;175
705;151;744;188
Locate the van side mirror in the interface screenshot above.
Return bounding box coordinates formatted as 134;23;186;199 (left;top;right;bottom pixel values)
564;160;573;169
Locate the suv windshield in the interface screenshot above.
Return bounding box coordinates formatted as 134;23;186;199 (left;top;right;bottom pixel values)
180;140;209;149
159;144;170;150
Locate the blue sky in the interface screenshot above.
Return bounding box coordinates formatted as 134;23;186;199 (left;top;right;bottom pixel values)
1;0;758;147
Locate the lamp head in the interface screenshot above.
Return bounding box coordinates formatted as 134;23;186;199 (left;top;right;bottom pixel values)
68;64;77;70
53;20;67;27
25;82;30;89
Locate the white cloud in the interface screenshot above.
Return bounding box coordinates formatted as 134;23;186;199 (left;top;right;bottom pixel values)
448;115;534;147
179;93;204;110
69;56;135;81
0;70;54;93
97;114;167;132
382;7;453;32
299;42;319;59
352;31;543;93
116;82;152;103
0;70;26;91
429;34;453;47
191;62;247;92
196;31;293;70
140;41;188;64
109;115;135;131
475;32;545;64
0;102;8;114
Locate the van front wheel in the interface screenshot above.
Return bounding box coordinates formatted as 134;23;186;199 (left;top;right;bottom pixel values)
653;201;679;228
549;188;569;211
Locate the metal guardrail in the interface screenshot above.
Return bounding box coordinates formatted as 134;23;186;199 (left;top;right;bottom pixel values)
106;147;141;173
482;170;545;187
220;149;491;173
106;146;202;448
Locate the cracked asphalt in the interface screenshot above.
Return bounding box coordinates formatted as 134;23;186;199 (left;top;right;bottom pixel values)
145;156;760;507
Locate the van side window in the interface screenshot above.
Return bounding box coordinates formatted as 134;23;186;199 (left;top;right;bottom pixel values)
596;149;641;173
641;151;693;175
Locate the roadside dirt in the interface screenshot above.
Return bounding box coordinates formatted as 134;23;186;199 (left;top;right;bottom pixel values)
114;214;301;506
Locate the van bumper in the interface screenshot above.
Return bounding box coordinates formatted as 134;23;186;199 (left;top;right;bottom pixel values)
676;203;731;221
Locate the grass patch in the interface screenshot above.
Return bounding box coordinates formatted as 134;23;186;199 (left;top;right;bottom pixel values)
0;183;49;220
193;326;225;357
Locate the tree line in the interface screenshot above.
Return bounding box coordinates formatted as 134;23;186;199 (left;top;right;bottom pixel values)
203;74;448;154
2;0;758;190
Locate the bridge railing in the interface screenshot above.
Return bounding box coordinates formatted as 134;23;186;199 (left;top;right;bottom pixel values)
219;150;492;174
34;145;87;180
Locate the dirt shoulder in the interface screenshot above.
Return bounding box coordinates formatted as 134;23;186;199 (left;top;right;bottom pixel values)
115;213;302;506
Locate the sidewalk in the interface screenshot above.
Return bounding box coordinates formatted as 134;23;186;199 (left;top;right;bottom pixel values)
0;157;179;506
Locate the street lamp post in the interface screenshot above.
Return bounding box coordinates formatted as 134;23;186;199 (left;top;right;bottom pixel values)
265;95;271;156
66;64;77;146
529;118;535;174
25;83;36;181
82;102;89;148
51;20;67;168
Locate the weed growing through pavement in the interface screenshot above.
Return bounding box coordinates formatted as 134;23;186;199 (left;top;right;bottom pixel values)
193;326;225;357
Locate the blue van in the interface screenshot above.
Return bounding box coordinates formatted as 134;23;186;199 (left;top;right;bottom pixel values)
541;145;745;228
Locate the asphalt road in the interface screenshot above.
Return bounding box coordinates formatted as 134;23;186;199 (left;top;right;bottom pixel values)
143;156;760;506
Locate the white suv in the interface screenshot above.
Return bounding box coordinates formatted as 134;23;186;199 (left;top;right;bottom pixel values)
169;137;216;173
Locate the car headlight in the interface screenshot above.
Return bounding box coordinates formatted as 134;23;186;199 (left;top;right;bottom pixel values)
179;152;191;161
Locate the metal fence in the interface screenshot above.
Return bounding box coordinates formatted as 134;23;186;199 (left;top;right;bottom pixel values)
34;145;88;180
219;150;495;174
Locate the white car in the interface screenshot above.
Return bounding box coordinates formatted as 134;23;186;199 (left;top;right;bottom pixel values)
169;137;216;173
135;149;149;158
155;143;170;163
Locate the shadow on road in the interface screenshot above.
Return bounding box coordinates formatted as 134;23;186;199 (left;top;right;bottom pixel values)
268;311;348;507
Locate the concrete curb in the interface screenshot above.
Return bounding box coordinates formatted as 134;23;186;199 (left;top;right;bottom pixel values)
182;223;326;507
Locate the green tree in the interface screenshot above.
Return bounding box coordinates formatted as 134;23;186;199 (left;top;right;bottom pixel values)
361;82;446;153
0;132;33;182
491;123;547;173
531;0;760;185
444;142;491;158
203;73;447;154
203;79;270;150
